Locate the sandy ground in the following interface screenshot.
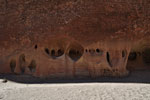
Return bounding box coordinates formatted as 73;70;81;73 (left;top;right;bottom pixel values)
0;71;150;100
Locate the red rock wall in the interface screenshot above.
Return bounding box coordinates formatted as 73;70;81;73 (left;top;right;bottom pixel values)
0;0;150;78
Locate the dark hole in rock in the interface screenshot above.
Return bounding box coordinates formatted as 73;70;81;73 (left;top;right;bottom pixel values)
45;48;50;55
142;48;150;65
35;45;37;49
51;49;56;58
96;49;100;53
69;49;83;61
57;49;64;57
50;49;64;59
68;43;84;62
85;49;88;52
89;50;91;52
96;49;103;55
28;60;36;73
122;50;126;58
106;52;112;67
10;59;16;73
128;52;137;61
69;49;77;60
19;54;26;74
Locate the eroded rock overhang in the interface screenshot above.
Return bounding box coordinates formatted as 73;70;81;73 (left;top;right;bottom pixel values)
0;0;150;78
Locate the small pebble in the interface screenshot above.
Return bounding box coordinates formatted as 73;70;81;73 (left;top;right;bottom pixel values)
2;79;8;83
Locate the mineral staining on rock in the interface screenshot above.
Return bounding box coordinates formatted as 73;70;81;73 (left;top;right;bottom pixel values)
0;0;150;78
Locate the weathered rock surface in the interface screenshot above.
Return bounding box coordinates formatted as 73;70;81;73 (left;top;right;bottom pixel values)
0;0;150;78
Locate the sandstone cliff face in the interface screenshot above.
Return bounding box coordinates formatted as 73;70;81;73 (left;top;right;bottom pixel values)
0;0;150;78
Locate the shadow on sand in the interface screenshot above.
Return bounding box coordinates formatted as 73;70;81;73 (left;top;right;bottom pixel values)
0;70;150;84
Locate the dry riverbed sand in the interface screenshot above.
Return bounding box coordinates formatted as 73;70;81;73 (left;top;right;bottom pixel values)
0;71;150;100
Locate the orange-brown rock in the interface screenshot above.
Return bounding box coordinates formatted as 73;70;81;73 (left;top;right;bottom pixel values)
0;0;150;78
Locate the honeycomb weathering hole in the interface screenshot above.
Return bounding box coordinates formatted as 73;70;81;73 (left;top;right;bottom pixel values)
57;49;64;57
68;44;84;62
128;52;137;61
45;48;50;55
96;48;103;55
96;49;100;53
51;49;64;58
45;47;64;59
34;45;38;49
85;49;88;52
51;49;55;58
106;52;112;67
